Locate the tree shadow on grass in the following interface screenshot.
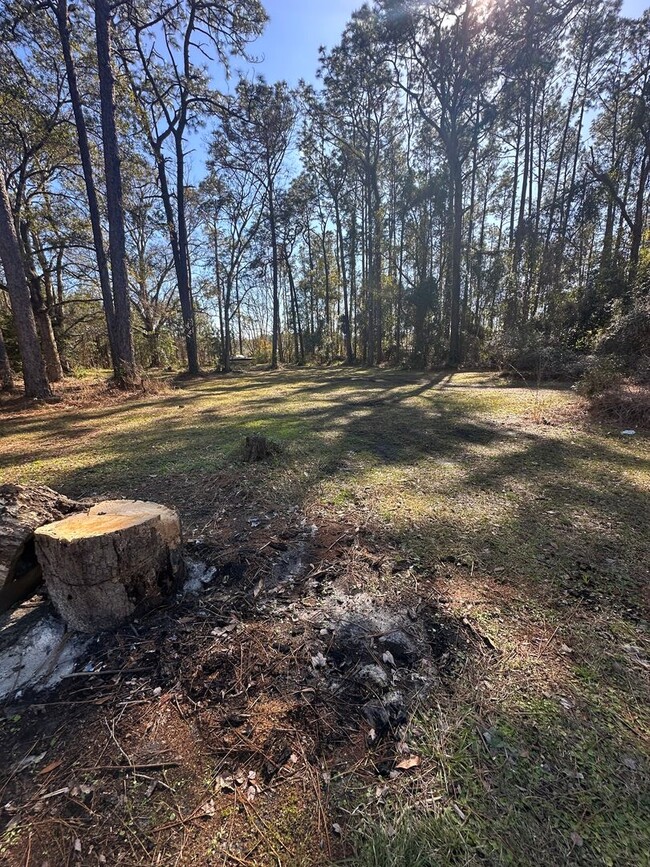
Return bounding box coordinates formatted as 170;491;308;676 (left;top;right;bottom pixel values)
4;369;646;618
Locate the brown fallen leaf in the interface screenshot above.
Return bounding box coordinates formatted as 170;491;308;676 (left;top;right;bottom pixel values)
39;760;63;776
395;756;421;770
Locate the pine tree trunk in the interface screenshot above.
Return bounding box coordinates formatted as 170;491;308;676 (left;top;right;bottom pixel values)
334;199;353;364
223;278;233;373
53;248;73;374
94;0;136;386
629;151;649;289
55;0;118;375
39;232;71;375
213;220;226;371
268;169;280;370
448;154;463;367
235;274;244;355
174;132;200;375
284;246;304;364
19;221;64;382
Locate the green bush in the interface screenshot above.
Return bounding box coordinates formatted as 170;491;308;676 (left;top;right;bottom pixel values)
576;356;624;398
597;298;650;364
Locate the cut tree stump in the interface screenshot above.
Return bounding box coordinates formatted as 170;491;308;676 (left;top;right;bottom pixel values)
0;484;83;613
242;434;281;462
35;500;184;633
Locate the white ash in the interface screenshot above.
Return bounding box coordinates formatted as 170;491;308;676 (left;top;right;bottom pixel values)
183;558;218;594
0;616;89;701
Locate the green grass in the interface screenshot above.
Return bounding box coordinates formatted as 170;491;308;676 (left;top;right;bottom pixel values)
346;690;649;866
1;367;648;866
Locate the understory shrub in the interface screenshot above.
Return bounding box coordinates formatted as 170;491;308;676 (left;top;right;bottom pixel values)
485;330;586;380
597;298;650;365
574;295;650;426
577;352;650;429
576;356;624;398
585;382;650;429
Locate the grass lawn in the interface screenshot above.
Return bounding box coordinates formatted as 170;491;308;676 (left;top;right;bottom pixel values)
1;367;648;866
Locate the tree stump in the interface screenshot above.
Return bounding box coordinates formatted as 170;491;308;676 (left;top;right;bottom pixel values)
0;484;83;613
35;500;184;633
242;434;280;462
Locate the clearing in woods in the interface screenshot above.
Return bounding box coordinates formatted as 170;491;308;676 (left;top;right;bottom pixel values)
0;368;648;866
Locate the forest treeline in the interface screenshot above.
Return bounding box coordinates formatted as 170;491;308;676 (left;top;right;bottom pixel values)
0;0;648;398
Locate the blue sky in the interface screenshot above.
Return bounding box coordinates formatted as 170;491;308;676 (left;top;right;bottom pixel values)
235;0;362;85
622;0;649;16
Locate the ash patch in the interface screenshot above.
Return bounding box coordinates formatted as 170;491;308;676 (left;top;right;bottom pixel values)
183;558;218;594
301;592;460;740
265;522;317;593
0;605;90;701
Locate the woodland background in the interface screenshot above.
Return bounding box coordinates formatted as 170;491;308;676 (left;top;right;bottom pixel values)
0;0;648;402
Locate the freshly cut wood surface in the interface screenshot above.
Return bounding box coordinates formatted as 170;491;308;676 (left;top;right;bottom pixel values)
88;500;181;544
39;512;147;539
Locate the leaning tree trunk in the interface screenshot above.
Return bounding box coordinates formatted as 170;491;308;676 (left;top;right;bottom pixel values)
35;500;184;632
0;171;51;399
0;323;14;391
20;220;64;382
0;484;82;613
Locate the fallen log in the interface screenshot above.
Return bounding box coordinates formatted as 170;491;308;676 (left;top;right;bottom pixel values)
0;484;83;613
35;499;184;632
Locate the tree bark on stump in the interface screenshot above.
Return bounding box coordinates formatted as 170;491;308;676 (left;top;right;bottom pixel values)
243;435;280;462
0;484;82;613
35;500;184;633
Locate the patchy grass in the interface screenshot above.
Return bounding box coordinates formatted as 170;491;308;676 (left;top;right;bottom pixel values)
1;367;648;866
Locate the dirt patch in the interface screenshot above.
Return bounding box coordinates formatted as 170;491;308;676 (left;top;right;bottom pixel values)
0;514;469;866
